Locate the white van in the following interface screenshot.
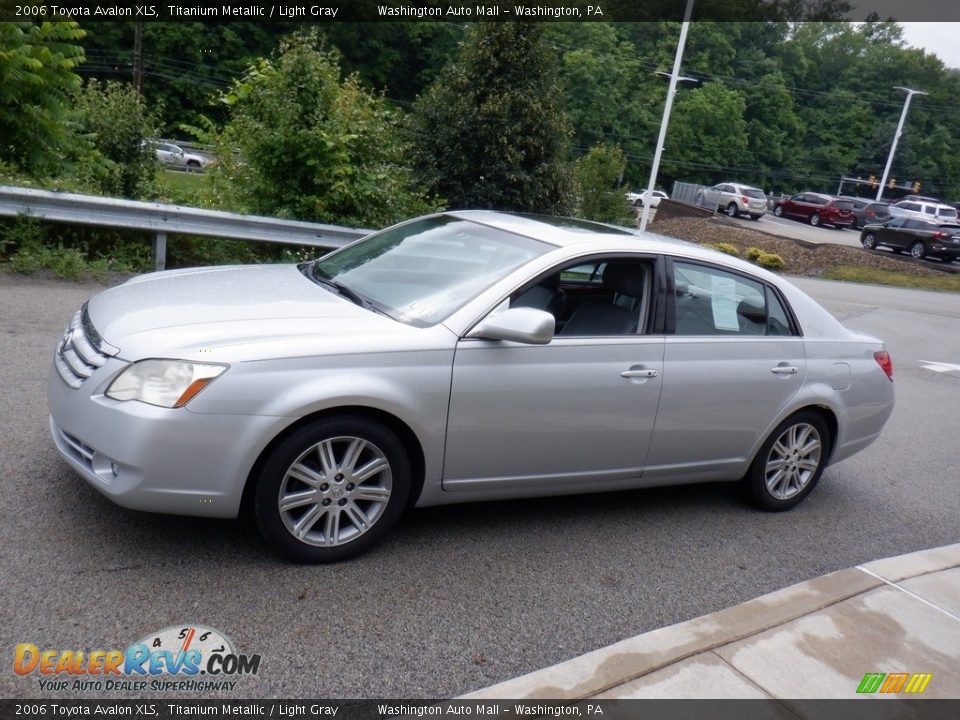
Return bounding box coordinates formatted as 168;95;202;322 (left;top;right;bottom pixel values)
891;199;958;222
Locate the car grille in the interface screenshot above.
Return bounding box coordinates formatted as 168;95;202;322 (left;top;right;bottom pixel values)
54;304;118;389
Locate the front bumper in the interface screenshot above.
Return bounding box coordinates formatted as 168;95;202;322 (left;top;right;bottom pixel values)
48;359;290;519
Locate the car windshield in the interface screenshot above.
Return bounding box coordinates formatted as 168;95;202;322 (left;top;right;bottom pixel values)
743;188;766;199
311;216;551;327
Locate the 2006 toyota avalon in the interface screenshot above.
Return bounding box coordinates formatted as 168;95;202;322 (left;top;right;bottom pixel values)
49;212;894;562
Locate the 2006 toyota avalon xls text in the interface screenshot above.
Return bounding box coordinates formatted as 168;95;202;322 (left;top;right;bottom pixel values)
49;212;894;562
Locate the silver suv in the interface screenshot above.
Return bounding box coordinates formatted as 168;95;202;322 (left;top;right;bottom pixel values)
697;182;768;220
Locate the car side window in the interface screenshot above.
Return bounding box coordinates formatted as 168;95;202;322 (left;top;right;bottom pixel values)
512;259;653;337
672;261;787;337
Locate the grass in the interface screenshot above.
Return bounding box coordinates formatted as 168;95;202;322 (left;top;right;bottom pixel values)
821;266;960;292
154;169;216;206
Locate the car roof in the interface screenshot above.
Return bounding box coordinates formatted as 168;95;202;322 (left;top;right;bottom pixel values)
444;211;774;268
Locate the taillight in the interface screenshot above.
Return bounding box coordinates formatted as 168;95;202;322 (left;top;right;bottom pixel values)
742;196;749;204
874;351;894;381
932;231;947;239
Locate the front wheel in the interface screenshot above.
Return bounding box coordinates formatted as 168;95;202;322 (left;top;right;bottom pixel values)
910;241;926;260
745;411;831;511
773;205;784;217
254;417;410;563
809;213;821;227
726;202;740;218
861;232;877;250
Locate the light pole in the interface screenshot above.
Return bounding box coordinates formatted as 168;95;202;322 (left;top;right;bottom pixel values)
876;86;927;202
639;0;695;233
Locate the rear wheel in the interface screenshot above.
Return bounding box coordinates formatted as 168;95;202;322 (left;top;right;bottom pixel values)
746;411;831;511
726;202;740;218
910;241;926;260
861;232;877;250
254;417;410;563
809;213;821;227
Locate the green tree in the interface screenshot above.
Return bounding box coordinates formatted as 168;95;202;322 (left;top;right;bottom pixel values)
662;82;750;185
410;22;574;214
574;144;630;224
218;31;437;227
73;79;159;198
0;22;85;175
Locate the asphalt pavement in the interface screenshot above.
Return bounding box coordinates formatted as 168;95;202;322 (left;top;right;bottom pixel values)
1;271;958;700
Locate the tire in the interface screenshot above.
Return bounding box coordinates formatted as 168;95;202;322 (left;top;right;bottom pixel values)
726;202;740;218
809;213;821;227
850;218;858;231
254;417;410;563
186;160;201;172
861;232;877;250
910;241;926;260
745;411;832;512
773;205;784;217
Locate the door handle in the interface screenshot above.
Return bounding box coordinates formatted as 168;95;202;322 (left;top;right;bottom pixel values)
621;369;658;379
770;365;799;375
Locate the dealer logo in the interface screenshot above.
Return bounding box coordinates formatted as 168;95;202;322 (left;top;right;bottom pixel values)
14;624;261;693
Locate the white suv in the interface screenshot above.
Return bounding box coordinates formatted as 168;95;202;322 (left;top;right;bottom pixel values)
891;199;958;222
697;182;768;220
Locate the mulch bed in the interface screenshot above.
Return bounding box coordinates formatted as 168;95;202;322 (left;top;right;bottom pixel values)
649;215;947;278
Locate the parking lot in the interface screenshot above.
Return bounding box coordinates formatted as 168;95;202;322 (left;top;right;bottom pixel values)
1;273;959;699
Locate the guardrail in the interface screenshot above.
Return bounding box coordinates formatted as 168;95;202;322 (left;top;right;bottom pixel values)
0;185;370;271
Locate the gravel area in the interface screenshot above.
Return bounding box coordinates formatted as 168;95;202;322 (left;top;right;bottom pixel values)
650;216;947;278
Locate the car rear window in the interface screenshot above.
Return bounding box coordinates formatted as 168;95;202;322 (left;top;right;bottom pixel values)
832;201;854;211
743;189;766;199
938;208;957;219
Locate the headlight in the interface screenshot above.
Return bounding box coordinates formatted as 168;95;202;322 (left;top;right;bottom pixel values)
106;360;228;408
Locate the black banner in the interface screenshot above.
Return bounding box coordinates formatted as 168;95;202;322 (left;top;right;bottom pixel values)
1;700;960;720
2;0;960;23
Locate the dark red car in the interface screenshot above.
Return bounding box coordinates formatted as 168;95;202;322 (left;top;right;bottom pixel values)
773;193;855;228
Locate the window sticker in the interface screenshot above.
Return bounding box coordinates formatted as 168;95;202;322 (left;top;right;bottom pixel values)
710;276;740;331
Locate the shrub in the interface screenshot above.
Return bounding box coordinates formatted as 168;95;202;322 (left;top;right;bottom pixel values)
757;252;786;270
745;246;764;261
704;242;741;257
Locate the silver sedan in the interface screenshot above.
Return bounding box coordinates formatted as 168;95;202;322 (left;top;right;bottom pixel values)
48;212;895;562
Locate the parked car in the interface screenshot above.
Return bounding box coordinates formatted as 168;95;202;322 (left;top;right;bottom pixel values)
861;201;893;226
774;193;854;228
860;217;960;261
839;197;889;230
145;141;209;171
49;211;894;562
625;189;669;208
696;182;767;219
890;199;958;223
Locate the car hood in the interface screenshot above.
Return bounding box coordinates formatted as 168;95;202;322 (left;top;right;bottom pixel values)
87;264;421;360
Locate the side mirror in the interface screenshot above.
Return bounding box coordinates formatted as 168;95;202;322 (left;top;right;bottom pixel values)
467;307;555;345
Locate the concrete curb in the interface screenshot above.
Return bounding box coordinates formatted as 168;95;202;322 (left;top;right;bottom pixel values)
462;543;960;700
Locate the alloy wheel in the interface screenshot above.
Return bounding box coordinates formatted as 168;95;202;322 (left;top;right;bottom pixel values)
277;435;392;547
764;423;822;501
862;233;876;250
910;241;926;259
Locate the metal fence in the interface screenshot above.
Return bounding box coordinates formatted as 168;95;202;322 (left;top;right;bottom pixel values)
0;185;370;271
671;181;708;207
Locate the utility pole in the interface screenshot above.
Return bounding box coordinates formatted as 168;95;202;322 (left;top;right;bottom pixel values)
639;0;695;233
133;22;144;96
876;86;926;202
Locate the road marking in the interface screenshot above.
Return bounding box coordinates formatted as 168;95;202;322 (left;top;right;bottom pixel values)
919;360;960;374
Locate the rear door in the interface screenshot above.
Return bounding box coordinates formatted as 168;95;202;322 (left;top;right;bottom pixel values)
646;259;805;479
